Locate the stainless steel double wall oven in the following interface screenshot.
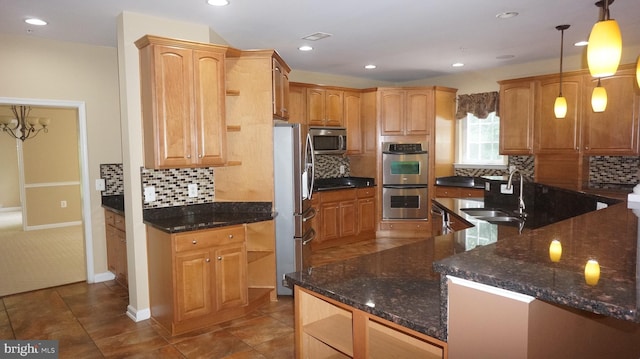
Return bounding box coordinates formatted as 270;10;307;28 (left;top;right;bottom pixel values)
382;142;429;220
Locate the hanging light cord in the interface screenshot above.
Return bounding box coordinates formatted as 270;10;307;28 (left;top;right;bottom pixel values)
556;25;570;96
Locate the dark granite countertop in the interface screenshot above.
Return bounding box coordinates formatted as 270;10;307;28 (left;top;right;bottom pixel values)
101;195;124;215
286;185;640;342
143;202;274;233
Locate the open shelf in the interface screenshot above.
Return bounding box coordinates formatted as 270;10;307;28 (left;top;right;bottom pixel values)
369;319;444;359
304;314;354;357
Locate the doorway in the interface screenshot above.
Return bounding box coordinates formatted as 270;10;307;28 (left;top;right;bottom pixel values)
0;97;94;295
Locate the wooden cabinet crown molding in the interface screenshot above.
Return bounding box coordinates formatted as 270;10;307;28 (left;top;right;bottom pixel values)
135;35;229;53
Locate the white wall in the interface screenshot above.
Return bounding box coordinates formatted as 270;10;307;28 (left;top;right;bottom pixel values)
0;34;122;280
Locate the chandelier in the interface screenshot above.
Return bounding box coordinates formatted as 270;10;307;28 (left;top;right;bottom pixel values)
0;105;50;141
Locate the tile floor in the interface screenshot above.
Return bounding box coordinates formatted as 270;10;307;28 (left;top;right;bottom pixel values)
0;236;424;358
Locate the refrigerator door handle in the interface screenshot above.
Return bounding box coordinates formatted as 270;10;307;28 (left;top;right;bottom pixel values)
302;228;316;246
302;207;316;222
305;132;315;199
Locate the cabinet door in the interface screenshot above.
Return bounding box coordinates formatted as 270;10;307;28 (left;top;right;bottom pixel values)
175;249;213;321
499;80;536;154
289;84;306;124
116;229;128;287
106;226;118;273
272;57;290;120
357;198;375;234
214;243;248;310
379;90;404;135
193;49;226;166
535;75;582;154
582;69;640;155
152;45;194;167
307;88;326;126
344;91;362;154
405;89;433;135
320;202;340;242
339;200;357;237
325;90;344;126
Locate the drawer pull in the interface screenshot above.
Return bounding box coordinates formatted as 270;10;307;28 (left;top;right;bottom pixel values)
217;256;222;261
206;258;210;263
192;240;197;245
228;234;233;239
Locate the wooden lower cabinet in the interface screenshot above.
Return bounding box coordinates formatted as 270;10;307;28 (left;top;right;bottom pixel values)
147;223;274;335
295;286;447;358
105;209;127;288
312;187;376;250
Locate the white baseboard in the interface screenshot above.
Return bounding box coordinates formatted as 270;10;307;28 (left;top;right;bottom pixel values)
93;271;116;283
127;305;151;322
26;221;82;231
0;207;21;212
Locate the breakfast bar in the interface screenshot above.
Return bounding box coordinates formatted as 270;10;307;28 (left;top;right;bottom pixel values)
285;184;640;358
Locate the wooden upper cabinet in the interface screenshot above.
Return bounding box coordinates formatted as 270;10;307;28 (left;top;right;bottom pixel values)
136;35;227;169
288;84;306;124
379;88;433;135
307;88;344;126
534;74;582;154
582;66;640;155
344;91;362;154
499;80;536;154
272;56;290;120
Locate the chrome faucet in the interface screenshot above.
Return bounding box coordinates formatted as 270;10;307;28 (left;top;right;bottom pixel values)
507;168;526;216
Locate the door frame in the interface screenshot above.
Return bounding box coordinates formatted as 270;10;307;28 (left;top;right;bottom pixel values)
0;97;94;283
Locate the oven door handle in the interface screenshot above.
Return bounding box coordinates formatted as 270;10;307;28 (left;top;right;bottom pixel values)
382;185;428;189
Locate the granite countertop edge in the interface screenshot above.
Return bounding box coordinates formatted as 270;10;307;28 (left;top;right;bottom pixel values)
285;275;445;341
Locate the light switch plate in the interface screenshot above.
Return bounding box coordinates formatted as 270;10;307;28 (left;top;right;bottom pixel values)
500;184;513;194
144;186;156;203
95;178;106;191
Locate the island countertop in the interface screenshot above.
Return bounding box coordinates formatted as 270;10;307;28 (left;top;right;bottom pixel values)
286;192;640;343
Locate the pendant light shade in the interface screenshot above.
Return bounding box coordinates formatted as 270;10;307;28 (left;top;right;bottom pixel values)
554;24;570;119
591;80;607;112
587;1;622;78
554;96;568;118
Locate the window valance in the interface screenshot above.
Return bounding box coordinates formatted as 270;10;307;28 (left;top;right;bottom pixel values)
455;91;499;119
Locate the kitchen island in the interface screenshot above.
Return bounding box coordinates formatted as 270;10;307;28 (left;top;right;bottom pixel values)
285;185;640;358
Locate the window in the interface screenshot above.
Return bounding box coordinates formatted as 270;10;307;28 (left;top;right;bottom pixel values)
457;111;507;166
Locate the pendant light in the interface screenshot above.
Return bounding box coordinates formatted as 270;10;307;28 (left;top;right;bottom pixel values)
591;79;607;112
636;55;640;88
554;25;570;119
587;0;622;78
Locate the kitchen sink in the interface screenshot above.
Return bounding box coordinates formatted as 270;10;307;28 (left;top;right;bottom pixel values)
460;208;512;217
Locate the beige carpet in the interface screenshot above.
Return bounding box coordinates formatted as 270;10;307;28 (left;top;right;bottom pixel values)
0;211;86;297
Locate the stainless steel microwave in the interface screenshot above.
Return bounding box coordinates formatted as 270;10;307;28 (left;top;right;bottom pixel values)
308;127;347;155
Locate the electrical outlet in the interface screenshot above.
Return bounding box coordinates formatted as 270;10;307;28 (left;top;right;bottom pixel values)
144;186;156;203
188;183;198;197
95;178;106;191
500;184;514;194
339;165;345;174
60;200;67;208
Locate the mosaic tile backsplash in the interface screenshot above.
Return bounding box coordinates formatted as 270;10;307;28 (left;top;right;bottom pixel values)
589;156;639;185
141;167;215;209
315;154;350;179
455;156;534;179
100;163;124;196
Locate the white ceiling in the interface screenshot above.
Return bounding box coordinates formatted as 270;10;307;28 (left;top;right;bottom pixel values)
1;0;639;83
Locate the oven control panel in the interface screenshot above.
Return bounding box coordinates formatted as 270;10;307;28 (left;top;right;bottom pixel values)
383;142;427;154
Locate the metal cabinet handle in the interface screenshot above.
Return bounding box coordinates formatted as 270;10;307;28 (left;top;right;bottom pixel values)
206;258;210;262
186;154;191;159
192;240;197;244
228;234;233;239
217;256;222;261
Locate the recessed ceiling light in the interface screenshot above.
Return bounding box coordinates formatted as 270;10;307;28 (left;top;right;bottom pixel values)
496;11;519;19
25;18;47;26
207;0;229;6
364;64;376;70
298;45;313;51
452;62;465;67
574;40;589;47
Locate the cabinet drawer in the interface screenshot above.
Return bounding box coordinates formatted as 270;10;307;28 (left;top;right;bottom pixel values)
356;187;375;198
175;226;245;252
320;189;356;202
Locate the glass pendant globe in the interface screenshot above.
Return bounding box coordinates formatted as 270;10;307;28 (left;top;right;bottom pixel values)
591;86;607;112
587;20;622;78
554;96;567;118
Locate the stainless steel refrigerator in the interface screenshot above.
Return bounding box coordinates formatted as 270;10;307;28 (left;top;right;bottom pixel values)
273;122;316;295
